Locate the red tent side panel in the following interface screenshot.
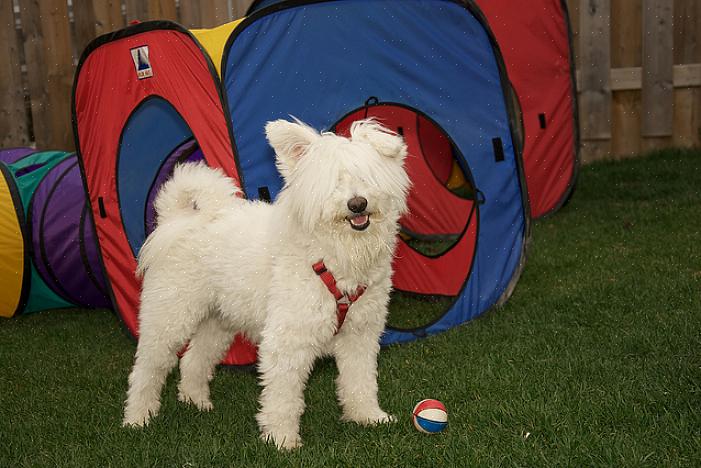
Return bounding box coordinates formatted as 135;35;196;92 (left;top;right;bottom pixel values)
479;0;578;218
73;24;256;366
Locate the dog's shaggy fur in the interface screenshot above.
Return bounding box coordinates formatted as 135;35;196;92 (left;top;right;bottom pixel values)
122;119;410;449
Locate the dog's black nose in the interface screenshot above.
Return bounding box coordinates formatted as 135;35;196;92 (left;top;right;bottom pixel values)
347;196;368;213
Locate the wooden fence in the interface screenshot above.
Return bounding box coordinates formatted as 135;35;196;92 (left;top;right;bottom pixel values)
0;0;253;151
1;0;699;161
568;0;701;162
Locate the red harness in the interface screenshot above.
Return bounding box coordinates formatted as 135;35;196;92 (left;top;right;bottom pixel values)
312;261;366;334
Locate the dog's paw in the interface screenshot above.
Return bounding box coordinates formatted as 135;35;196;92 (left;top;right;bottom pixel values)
373;412;397;425
260;431;303;450
122;412;152;428
178;391;213;412
343;409;396;426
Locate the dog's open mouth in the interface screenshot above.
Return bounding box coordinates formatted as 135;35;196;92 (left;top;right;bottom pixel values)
347;214;371;231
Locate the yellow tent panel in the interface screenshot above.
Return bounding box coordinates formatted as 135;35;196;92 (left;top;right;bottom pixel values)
0;170;24;317
191;18;245;77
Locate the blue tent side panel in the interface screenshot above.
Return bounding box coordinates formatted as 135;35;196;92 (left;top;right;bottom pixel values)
222;0;528;344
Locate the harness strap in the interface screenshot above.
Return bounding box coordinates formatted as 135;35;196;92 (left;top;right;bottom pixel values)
312;261;366;334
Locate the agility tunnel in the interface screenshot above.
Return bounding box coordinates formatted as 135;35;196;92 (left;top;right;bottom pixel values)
72;0;530;367
0;149;110;318
247;0;579;219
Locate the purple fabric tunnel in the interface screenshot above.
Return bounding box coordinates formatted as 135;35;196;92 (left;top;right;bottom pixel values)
30;155;111;308
7;140;204;311
0;147;37;165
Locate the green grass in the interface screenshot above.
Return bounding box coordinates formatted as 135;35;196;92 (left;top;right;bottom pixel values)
2;148;700;466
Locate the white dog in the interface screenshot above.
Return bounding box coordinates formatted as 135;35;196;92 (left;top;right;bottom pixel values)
122;118;410;449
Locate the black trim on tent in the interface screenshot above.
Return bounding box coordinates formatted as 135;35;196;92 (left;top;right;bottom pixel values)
0;162;31;317
492;138;505;162
258;186;272;202
246;0;269;15
97;198;106;218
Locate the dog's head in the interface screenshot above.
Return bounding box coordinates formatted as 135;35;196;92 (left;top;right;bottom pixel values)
265;118;410;239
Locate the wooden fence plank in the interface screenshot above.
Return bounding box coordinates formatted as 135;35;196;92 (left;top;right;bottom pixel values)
232;0;253;19
179;1;202;28
19;0;74;150
0;0;29;147
92;0;125;35
148;0;177;21
200;0;232;27
125;0;147;23
611;0;641;157
566;0;580;70
74;1;124;64
673;0;700;147
579;0;611;162
73;0;98;54
641;0;674;145
576;64;701;91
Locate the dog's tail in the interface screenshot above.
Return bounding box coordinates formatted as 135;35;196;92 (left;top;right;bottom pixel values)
153;162;241;223
137;162;242;276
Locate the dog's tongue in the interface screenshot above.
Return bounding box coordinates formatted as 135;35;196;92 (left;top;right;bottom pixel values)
350;214;369;226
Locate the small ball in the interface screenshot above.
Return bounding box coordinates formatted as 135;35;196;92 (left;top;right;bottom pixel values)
412;399;448;434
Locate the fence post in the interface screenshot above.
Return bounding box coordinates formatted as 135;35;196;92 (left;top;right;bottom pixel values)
579;0;612;162
611;0;642;157
201;0;233;27
0;0;29;147
179;1;202;28
232;0;252;18
641;0;674;151
18;0;74;151
673;0;701;147
148;0;178;22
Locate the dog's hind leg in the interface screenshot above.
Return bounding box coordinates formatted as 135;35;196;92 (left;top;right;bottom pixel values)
123;298;204;427
178;316;235;411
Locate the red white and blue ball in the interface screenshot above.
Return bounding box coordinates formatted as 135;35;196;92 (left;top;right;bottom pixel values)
412;399;448;434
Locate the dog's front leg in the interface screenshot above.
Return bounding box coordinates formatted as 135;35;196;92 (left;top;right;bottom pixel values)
334;326;395;425
256;337;317;450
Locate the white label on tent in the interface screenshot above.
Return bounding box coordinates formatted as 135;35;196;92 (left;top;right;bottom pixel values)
130;46;153;80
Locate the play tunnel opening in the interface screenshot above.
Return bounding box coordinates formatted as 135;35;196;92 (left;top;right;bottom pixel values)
334;103;479;331
117;97;202;256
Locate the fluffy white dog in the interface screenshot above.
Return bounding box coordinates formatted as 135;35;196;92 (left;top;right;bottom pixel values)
122;118;410;449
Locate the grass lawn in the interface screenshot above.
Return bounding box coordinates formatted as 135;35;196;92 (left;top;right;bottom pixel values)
1;148;700;466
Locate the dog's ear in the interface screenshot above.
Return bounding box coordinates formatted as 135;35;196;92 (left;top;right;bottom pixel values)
350;120;408;162
265;119;319;173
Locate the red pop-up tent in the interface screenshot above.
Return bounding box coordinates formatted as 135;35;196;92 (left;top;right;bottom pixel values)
478;0;579;218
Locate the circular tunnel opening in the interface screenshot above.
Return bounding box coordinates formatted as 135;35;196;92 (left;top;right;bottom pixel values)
334;103;479;331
